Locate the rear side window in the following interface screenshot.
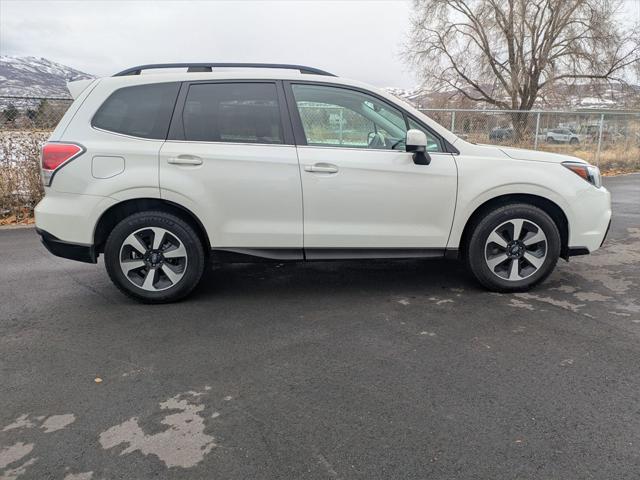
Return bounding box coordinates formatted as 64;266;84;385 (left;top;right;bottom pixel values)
92;82;180;139
182;83;283;144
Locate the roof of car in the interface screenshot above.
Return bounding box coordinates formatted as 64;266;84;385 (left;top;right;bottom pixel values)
113;63;336;77
103;69;340;83
97;69;382;97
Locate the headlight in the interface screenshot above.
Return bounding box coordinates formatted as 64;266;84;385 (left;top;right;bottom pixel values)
562;161;602;188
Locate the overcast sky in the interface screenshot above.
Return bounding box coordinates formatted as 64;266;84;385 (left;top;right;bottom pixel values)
1;0;639;89
0;0;420;88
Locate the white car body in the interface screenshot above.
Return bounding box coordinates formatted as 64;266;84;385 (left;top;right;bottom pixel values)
35;64;611;300
546;128;583;144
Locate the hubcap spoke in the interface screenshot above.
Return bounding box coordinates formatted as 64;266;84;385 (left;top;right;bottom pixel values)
161;264;181;285
141;269;156;290
523;230;545;246
510;219;524;242
524;252;544;269
486;253;508;270
163;243;187;259
122;259;145;273
151;227;166;250
487;231;508;249
123;233;148;255
508;259;521;280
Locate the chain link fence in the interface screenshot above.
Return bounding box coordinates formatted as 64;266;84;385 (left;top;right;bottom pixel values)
1;95;639;223
298;104;377;147
0;96;73;223
419;108;640;170
0;96;73;129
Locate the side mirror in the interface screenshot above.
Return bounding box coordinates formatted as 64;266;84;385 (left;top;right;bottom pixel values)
405;129;431;165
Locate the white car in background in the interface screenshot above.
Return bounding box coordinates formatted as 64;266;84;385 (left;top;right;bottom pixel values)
35;63;611;303
546;128;583;144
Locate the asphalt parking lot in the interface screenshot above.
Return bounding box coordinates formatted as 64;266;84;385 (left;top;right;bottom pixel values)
1;174;639;480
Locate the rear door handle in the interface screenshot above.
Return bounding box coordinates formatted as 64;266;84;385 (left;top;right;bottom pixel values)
304;163;338;174
168;155;203;166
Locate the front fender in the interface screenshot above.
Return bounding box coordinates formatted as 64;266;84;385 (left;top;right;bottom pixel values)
447;157;575;249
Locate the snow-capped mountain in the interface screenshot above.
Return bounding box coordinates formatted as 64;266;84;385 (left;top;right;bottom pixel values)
0;56;94;99
384;87;425;103
384;83;640;110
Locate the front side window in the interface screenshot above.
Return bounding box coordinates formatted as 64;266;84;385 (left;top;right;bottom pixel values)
292;84;405;149
182;83;283;144
92;82;180;139
291;84;442;152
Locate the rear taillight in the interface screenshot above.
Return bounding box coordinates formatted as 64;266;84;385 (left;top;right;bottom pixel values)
41;142;84;186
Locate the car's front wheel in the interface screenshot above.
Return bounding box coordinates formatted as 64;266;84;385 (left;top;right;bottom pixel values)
465;204;561;292
104;211;205;303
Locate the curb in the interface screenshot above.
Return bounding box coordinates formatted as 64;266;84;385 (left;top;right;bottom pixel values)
0;223;35;230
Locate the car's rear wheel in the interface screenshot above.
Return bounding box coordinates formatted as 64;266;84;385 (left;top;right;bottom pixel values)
465;204;561;292
104;211;205;303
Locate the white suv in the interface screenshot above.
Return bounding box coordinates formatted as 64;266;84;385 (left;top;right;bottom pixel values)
35;63;611;303
546;128;582;144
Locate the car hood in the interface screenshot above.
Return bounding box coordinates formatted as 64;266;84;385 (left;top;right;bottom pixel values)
498;145;588;165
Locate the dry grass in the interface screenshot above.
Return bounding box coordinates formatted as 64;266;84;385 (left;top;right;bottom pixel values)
463;132;640;174
463;132;640;173
0;130;638;225
536;142;640;174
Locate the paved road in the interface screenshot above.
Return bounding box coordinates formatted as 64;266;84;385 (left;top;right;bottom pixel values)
1;175;639;480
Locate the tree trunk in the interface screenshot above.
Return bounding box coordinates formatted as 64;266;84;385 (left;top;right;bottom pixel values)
510;110;530;144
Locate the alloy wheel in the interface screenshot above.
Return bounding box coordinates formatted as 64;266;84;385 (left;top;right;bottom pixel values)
484;218;547;281
119;227;188;291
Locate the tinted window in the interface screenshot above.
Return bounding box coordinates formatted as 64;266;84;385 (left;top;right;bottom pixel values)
182;83;283;144
92;83;180;139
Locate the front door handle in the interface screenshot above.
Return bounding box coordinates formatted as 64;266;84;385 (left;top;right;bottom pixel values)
304;163;338;174
168;155;203;166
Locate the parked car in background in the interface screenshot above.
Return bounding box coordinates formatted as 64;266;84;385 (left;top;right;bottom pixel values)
546;128;582;144
489;127;514;142
578;124;624;144
35;63;611;302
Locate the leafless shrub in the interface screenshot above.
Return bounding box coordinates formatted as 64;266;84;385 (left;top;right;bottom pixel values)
0;131;47;224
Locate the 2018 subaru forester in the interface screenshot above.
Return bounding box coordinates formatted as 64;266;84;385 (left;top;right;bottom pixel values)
35;63;611;303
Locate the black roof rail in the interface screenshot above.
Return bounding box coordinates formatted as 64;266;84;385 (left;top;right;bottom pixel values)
113;63;336;77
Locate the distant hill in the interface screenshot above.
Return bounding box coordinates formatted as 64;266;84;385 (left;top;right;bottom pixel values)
385;83;640;111
0;56;94;99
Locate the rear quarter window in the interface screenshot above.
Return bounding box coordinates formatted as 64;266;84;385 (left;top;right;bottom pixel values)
92;82;180;139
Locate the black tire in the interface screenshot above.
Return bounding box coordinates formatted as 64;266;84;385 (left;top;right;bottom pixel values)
465;203;561;292
104;211;205;303
569;138;579;145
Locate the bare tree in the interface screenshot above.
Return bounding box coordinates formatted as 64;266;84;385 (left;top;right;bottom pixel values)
405;0;640;139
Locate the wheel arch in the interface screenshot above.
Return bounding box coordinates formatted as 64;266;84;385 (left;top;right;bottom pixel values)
457;193;570;260
93;198;210;255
